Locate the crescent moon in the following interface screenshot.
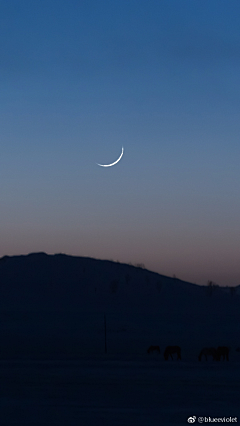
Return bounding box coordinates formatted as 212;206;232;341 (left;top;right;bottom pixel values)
97;146;124;167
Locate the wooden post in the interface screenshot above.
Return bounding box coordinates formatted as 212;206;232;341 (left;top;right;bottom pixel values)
104;313;107;354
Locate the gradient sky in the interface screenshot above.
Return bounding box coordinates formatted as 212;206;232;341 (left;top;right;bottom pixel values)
1;0;240;286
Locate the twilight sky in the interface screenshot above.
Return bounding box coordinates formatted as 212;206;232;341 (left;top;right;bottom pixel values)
1;0;240;286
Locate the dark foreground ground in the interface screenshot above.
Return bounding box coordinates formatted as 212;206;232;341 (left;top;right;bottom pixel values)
1;357;240;426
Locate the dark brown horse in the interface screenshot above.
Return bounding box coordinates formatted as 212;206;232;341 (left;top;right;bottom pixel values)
198;347;218;361
147;345;160;354
217;346;229;361
164;346;181;360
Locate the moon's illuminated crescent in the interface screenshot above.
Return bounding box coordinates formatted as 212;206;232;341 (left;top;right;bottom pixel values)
97;146;124;167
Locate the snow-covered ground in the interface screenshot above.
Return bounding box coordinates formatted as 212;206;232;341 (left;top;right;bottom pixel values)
1;254;240;424
1;357;240;426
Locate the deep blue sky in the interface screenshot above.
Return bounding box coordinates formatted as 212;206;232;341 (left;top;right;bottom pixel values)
1;0;240;286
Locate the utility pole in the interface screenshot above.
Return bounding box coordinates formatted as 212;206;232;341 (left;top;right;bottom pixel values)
104;313;107;354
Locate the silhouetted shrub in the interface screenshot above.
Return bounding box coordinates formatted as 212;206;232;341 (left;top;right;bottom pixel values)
135;263;145;269
207;280;219;296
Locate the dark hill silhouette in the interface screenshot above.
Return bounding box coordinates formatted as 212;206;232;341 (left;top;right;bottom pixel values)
1;252;238;311
0;252;240;359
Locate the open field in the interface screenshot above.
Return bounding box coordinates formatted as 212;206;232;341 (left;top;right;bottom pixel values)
1;357;240;426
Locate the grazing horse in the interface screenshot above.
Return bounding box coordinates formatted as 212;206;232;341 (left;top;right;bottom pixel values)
147;345;160;354
164;346;181;360
198;347;218;361
217;346;229;361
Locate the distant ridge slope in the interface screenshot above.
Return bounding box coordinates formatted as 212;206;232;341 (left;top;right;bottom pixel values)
1;253;240;358
0;252;239;312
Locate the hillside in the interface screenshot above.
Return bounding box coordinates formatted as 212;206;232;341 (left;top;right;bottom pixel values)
1;252;240;359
